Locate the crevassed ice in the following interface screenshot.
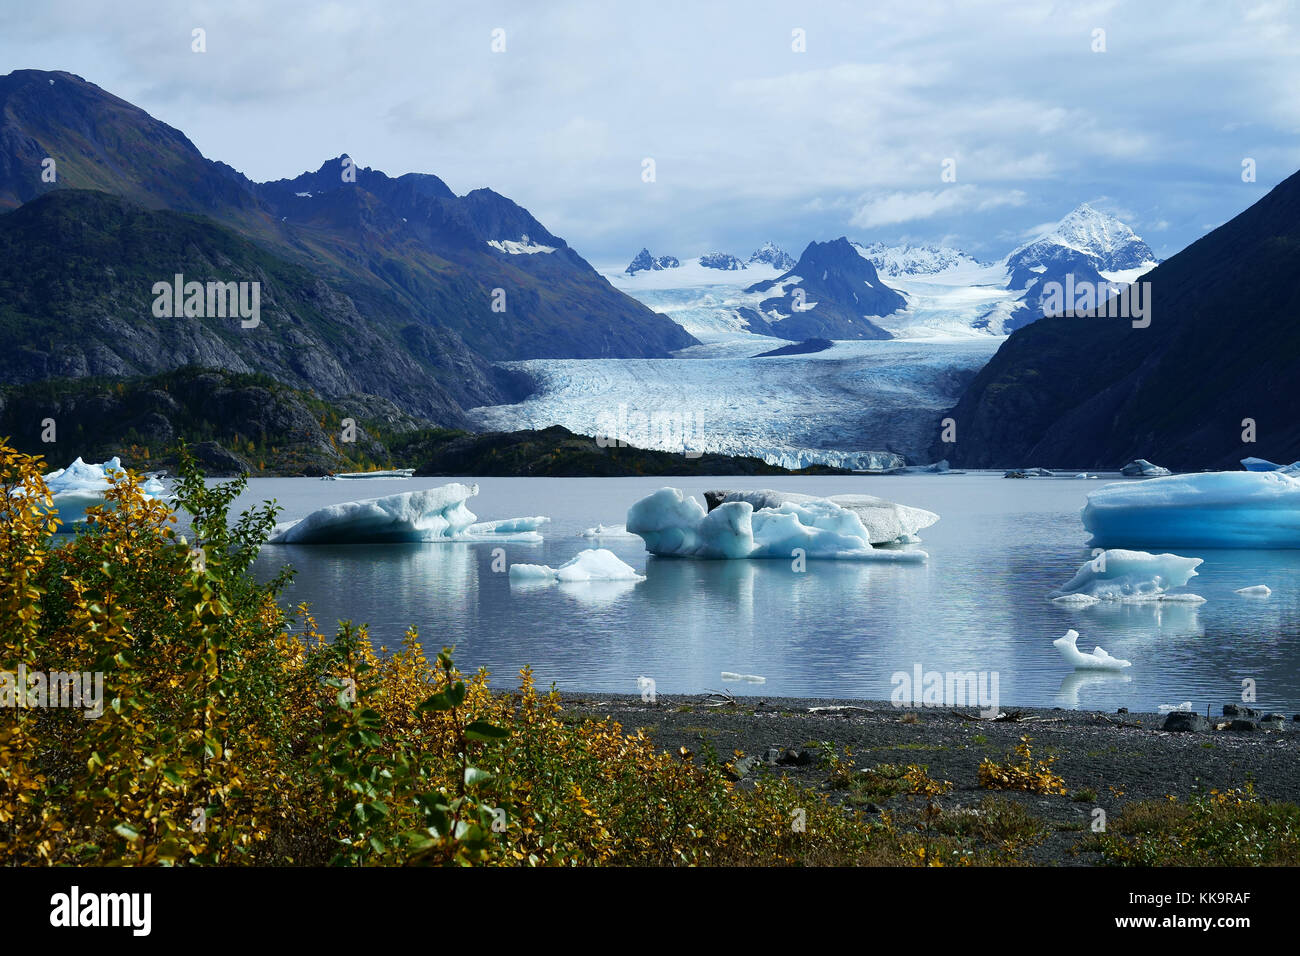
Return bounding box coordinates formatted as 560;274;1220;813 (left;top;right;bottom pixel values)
625;487;927;562
1082;470;1300;549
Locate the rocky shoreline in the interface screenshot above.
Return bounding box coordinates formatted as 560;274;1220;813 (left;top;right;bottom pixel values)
557;691;1300;865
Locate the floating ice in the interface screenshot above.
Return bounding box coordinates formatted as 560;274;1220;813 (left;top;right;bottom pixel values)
467;515;550;535
42;457;169;529
1052;629;1131;671
1157;701;1193;713
268;483;546;544
1240;457;1299;472
1004;467;1054;478
1235;584;1272;596
509;548;645;583
1050;549;1204;603
578;523;637;538
627;487;927;562
1121;459;1172;477
720;672;767;683
703;489;938;545
1082;470;1300;549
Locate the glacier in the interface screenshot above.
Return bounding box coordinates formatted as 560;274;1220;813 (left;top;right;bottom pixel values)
268;483;548;544
509;548;645;583
42;457;169;529
703;489;938;545
1053;630;1132;671
1050;549;1203;604
469;337;998;467
626;487;927;562
1082;470;1300;549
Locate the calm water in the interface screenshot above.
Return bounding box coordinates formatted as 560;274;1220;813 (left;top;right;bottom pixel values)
234;475;1300;714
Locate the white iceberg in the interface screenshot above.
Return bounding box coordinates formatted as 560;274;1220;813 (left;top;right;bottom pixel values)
1082;470;1300;549
1050;549;1204;603
1235;584;1272;596
1157;701;1193;713
703;489;938;545
578;523;637;538
509;548;645;583
268;483;547;544
720;672;767;683
42;457;169;529
1053;629;1131;671
1121;459;1172;477
626;487;927;562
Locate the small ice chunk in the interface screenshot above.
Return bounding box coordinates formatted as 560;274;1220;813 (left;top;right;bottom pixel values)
508;548;645;583
1235;584;1272;596
1052;629;1131;671
720;672;767;683
1121;459;1172;477
578;523;636;538
1050;549;1202;602
1157;701;1193;713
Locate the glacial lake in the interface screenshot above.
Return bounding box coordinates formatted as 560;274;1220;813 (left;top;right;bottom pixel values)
235;474;1300;714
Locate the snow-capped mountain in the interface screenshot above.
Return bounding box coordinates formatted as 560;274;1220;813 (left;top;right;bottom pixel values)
625;248;681;274
748;241;797;271
1006;203;1157;278
699;251;746;270
745;238;905;340
853;241;984;277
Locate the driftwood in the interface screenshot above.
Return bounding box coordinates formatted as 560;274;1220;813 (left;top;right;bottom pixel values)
807;705;875;715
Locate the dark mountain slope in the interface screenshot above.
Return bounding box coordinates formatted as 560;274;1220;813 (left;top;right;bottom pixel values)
0;190;496;423
933;170;1300;470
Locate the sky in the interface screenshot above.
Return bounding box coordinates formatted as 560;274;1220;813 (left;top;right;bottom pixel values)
2;0;1298;268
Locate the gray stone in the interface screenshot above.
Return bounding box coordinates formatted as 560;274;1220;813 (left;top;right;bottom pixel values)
1162;712;1208;732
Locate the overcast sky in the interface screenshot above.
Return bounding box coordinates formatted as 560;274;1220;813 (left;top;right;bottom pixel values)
3;0;1297;266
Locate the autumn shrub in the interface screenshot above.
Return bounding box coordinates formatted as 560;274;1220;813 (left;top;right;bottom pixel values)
978;736;1067;795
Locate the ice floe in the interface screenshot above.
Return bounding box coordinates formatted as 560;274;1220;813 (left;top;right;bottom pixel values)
720;672;767;683
268;483;547;544
42;457;169;529
626;487;928;561
1121;459;1172;477
1235;584;1272;596
1050;549;1204;604
1052;630;1131;671
1082;470;1300;549
509;548;645;583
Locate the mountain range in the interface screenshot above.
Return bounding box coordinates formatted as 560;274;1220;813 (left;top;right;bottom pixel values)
0;69;695;426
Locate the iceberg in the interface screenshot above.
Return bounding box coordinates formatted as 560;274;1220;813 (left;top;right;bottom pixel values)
1120;459;1172;477
720;672;767;683
42;457;169;529
1082;470;1300;549
1235;584;1272;596
628;487;927;562
1050;549;1204;603
268;483;547;544
578;523;638;538
509;548;645;583
1004;467;1054;478
1240;457;1299;472
703;489;938;545
1052;630;1131;671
